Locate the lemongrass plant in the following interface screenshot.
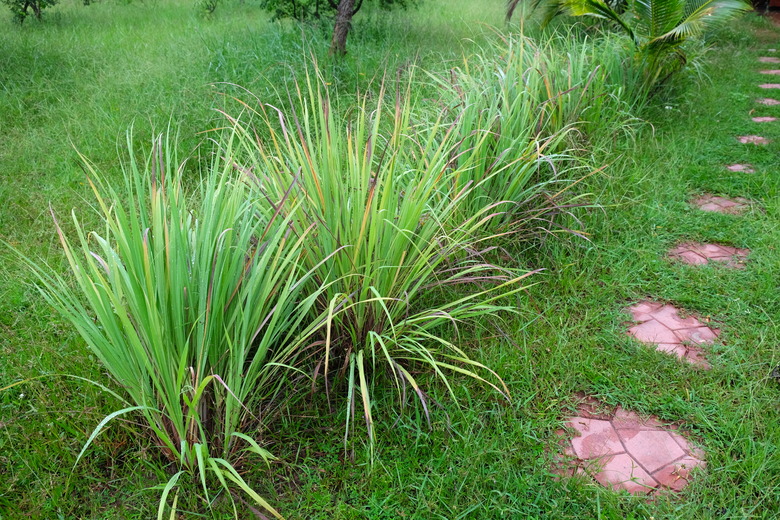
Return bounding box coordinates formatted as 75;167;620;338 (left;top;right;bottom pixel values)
223;72;536;455
436;30;639;233
16;130;324;518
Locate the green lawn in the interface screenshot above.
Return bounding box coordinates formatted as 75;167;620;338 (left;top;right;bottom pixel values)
1;1;779;518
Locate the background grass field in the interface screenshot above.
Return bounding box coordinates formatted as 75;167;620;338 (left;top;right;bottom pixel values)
1;1;779;518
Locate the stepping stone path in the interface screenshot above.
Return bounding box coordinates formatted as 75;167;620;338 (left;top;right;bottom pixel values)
737;135;770;144
553;49;767;500
692;194;750;214
726;163;754;173
554;396;706;494
626;301;719;367
668;242;749;268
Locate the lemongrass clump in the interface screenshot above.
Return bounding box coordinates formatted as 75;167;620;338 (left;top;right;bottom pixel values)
18;130;324;518
224;71;536;455
434;30;639;237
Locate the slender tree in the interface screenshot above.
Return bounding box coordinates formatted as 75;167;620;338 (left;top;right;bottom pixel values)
3;0;57;23
260;0;413;56
330;0;360;55
506;0;522;21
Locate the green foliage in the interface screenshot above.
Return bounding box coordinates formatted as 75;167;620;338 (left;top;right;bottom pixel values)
225;72;536;455
3;0;57;23
259;0;415;20
12;130;330;518
435;30;641;232
538;0;752;89
3;0;779;517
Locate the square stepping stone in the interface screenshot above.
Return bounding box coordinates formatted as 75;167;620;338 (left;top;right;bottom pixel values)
619;430;686;474
569;418;621;459
626;301;719;368
759;57;780;63
593;453;658;494
669;242;749;268
753;116;779;122
737;135;771;144
692;194;750;215
555;399;706;495
726;164;754;173
759;84;780;89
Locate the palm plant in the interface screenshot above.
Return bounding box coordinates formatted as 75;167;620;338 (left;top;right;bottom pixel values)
538;0;751;89
223;73;536;455
15;130;325;518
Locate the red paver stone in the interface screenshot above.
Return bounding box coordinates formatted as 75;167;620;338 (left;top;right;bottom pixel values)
759;84;780;89
757;97;780;105
569;418;622;459
692;194;750;215
593;453;658;494
556;399;706;495
653;456;703;491
760;70;780;74
737;135;771;144
629;320;680;344
626;301;719;368
726;164;754;173
753;116;779;122
620;430;686;473
759;57;780;63
669;242;749;268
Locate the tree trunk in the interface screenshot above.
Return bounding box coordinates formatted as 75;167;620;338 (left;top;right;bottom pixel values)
330;0;355;57
506;0;522;22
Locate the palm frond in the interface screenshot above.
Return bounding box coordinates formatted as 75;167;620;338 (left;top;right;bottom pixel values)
651;0;750;44
550;0;639;43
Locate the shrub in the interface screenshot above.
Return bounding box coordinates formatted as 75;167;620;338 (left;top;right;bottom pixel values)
3;0;57;23
535;0;752;91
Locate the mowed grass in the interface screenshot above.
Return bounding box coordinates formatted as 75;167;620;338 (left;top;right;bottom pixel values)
1;1;779;518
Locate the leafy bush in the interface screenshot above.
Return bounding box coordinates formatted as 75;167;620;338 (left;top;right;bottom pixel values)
259;0;415;21
3;0;57;23
536;0;751;90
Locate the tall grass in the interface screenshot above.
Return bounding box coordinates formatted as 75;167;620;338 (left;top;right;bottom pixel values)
432;29;641;239
223;72;538;454
14;130;326;518
3;7;653;516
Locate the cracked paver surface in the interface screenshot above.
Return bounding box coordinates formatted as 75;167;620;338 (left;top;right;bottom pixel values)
737;135;771;144
692;194;750;214
757;97;780;105
626;301;720;367
555;396;706;495
669;242;749;268
726;164;754;173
